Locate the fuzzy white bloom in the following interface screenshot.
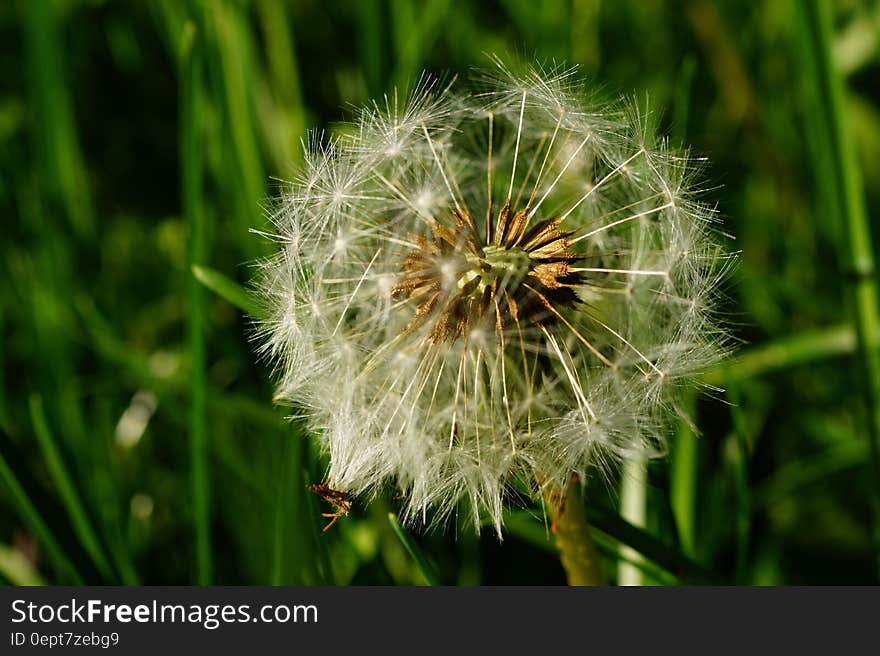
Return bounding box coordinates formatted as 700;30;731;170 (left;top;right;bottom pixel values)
257;62;729;534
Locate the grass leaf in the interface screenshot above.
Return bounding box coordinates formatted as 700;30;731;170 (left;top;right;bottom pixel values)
388;513;441;586
192;264;264;320
29;395;113;581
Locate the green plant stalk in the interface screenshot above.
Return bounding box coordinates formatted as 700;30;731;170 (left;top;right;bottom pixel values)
802;0;880;577
181;19;211;585
545;478;607;586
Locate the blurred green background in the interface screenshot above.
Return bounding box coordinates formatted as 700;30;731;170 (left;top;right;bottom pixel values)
2;0;880;585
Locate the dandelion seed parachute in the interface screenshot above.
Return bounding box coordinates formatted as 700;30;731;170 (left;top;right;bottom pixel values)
256;62;729;534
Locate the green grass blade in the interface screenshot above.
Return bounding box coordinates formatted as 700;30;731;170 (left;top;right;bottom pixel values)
29;395;113;581
0;300;7;431
192;264;264;319
21;0;94;237
387;513;441;586
257;0;306;168
702;323;855;385
91;404;140;586
209;1;267;260
181;19;212;585
585;504;720;584
389;0;418;89
795;0;880;577
724;379;752;584
755;441;865;508
672;55;697;142
358;0;385;98
502;511;554;553
504;510;676;583
0;444;82;584
271;432;311;585
570;0;601;71
670;386;698;557
270;436;290;585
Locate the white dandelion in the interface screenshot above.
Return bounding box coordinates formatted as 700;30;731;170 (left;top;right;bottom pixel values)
256;61;729;535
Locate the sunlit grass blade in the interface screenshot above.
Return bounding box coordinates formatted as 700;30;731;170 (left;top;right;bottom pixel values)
29;395;113;581
618;459;647;585
181;18;212;585
192;264;264;319
0;439;82;584
387;513;441;586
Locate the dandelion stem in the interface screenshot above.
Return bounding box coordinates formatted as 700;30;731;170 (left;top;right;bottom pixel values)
545;477;607;586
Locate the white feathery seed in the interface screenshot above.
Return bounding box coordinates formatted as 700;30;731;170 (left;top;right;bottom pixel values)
255;62;731;534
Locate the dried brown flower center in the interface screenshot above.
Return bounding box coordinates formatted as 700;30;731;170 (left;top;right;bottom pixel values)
391;200;585;344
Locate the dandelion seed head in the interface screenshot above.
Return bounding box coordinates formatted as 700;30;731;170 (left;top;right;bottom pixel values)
256;62;730;533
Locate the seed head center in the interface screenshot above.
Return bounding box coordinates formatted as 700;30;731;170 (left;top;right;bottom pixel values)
392;202;585;344
459;245;532;297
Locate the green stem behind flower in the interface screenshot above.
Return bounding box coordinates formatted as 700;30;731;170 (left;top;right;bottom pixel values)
545;477;607;586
